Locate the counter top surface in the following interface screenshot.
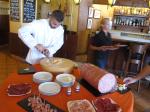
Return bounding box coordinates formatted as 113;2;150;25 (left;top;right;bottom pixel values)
110;30;150;43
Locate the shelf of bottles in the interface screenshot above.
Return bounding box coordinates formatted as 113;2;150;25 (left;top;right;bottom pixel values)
113;6;150;29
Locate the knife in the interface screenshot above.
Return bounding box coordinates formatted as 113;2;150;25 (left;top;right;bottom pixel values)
42;49;53;63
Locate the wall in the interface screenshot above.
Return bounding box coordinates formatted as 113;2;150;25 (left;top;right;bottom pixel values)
10;0;38;33
77;2;114;54
42;0;79;32
0;1;9;45
77;0;93;54
10;0;79;32
0;1;9;15
0;0;8;1
92;4;114;31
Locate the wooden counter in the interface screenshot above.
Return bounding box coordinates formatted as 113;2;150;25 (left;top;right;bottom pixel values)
110;30;150;44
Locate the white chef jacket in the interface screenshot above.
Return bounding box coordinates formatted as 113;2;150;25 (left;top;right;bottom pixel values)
18;19;64;64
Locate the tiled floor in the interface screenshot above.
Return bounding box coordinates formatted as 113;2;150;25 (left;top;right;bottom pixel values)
0;45;150;112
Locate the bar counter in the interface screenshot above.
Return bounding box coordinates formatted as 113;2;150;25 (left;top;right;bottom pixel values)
110;30;150;44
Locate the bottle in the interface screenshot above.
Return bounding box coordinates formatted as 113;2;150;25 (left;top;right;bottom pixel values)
141;20;144;26
67;87;71;95
126;18;129;26
116;17;118;25
75;83;80;92
129;18;133;26
114;17;116;24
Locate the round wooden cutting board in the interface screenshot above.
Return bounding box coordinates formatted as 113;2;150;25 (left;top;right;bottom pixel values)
40;57;76;74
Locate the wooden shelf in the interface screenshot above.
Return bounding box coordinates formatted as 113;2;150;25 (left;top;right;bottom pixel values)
114;14;149;18
113;24;149;28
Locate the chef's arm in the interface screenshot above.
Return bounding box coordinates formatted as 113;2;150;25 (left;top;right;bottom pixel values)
47;31;64;57
18;21;38;50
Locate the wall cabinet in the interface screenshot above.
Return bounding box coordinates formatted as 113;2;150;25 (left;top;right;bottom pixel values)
115;0;149;7
93;0;108;5
112;7;150;33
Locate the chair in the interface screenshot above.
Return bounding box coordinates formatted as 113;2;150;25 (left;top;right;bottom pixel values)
145;75;150;87
125;44;148;92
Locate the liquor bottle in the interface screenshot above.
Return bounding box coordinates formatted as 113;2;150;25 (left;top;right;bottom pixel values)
113;17;116;24
116;17;119;25
118;17;122;25
126;18;130;26
141;20;144;26
129;18;133;26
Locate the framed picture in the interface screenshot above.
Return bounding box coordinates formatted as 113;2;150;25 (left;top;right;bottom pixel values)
87;19;93;29
88;7;94;18
94;9;101;19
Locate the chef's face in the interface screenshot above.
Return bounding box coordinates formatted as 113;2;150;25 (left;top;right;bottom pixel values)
49;17;61;29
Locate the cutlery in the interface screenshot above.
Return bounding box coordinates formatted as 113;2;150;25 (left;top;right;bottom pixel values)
91;100;97;111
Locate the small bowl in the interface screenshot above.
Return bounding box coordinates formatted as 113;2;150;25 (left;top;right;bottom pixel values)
33;71;53;84
56;74;75;87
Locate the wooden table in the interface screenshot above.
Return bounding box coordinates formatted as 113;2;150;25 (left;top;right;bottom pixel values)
0;64;134;112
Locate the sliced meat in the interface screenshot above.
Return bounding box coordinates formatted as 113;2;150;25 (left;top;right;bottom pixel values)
7;83;31;96
67;99;95;112
94;98;121;112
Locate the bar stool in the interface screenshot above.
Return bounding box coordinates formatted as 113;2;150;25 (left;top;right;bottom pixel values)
125;44;148;92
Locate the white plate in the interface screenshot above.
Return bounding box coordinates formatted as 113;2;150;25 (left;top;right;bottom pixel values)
56;74;75;87
38;82;61;96
33;71;53;84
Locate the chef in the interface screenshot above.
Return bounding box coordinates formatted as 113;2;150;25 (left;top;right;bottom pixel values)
18;10;64;64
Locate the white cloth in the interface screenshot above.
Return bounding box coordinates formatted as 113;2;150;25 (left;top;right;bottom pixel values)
18;19;64;64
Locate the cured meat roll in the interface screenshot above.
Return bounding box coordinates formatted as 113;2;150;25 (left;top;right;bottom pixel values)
79;63;117;93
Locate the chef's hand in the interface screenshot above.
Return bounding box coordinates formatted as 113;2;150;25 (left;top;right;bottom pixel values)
35;44;45;53
123;77;137;85
35;44;49;57
42;48;50;57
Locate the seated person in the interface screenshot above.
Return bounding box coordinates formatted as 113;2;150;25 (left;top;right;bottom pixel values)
90;18;119;69
124;64;150;85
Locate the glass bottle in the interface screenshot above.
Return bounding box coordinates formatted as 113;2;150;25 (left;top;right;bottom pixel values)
67;87;71;95
75;83;80;92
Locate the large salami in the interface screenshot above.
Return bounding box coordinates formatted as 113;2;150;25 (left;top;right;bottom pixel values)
79;63;117;93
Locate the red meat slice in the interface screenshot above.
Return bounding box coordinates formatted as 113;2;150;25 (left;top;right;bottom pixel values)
7;83;31;96
94;98;121;112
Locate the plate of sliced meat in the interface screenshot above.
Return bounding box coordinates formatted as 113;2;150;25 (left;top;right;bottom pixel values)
17;95;64;112
67;99;96;112
93;97;122;112
7;83;31;96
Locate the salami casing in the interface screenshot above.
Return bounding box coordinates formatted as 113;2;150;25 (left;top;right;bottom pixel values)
79;63;117;93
